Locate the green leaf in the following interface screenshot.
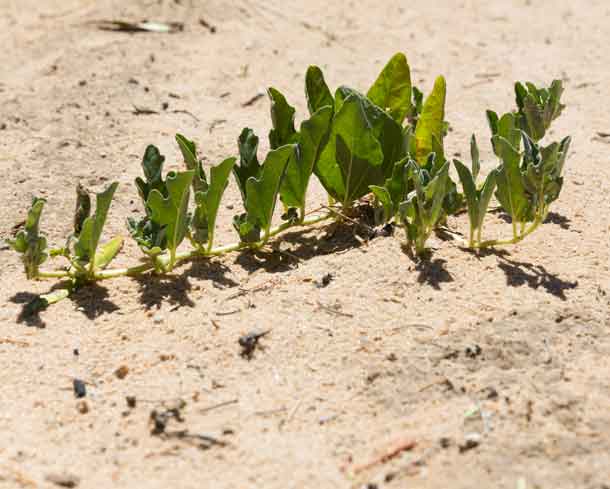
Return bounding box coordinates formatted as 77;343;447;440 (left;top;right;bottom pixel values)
8;197;48;279
315;89;403;205
147;171;194;261
192;157;237;248
493;136;528;222
241;145;294;241
454;159;479;230
268;88;298;149
305;66;334;115
233;128;262;202
135;145;166;202
334;87;405;177
414;76;446;163
470;134;480;180
515;80;565;141
369;185;393;223
478;169;498;228
366;53;412;123
280;105;333;211
74;182;119;267
94;236;124;269
73;183;91;235
176;134;207;192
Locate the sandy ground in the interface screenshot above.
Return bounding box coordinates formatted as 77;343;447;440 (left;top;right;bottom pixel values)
1;1;609;488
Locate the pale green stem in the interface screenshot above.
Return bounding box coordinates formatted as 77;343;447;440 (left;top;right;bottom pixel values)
36;269;72;279
93;213;332;279
475;217;542;249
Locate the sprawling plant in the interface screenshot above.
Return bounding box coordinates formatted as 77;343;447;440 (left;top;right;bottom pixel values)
7;54;571;312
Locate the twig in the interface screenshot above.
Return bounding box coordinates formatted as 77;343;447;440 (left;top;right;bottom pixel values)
199;398;238;415
350;438;417;474
171;109;200;121
279;399;302;429
322;205;375;234
315;301;354;318
241;92;265;107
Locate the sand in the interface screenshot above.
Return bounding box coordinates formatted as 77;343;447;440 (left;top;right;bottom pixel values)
1;1;609;488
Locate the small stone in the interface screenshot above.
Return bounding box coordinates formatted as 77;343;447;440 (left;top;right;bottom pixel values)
153;314;164;324
76;400;89;414
45;472;80;488
126;396;137;408
114;365;129;380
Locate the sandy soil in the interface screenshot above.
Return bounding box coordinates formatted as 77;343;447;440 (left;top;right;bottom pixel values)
1;1;609;488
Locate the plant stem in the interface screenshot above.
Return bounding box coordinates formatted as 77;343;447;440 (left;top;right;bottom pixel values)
475;217;542;249
92;212;332;279
36;269;72;279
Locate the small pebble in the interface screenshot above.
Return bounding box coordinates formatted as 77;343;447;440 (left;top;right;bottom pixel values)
114;365;129;379
153;314;164;324
76;400;89;414
45;472;80;488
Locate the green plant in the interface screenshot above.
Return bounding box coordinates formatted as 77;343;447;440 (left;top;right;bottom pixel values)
7;55;572;314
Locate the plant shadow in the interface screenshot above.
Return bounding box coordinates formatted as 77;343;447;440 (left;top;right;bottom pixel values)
135;259;239;310
234;222;367;274
9;282;72;328
415;257;454;290
71;283;120;319
544;211;572;230
497;257;578;300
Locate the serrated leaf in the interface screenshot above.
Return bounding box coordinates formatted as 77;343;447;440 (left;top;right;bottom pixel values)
94;236;124;269
192;157;237;248
268;87;298;149
366;53;412;123
305;66;334;115
74;182;119;267
280;105;333;210
233;128;262;202
147;171;194;260
242;145;294;240
414;76;446;163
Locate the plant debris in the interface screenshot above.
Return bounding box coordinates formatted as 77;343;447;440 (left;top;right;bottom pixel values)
72;378;86;398
238;329;270;359
95;20;184;34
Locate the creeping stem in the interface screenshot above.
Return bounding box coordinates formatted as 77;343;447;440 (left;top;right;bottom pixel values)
36;213;332;281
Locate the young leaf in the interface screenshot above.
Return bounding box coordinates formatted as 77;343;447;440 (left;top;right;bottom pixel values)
279;105;333;212
73;183;91;235
268;88;298;149
192;157;237;249
454;159;479;232
74;182;119;269
305;66;334;115
176;134;207;192
368;156;410;222
470;134;480;180
7;197;48;279
94;236;124;269
135;145;166;202
147;171;194;265
515;80;565;141
414;76;446;163
477;169;498;228
493;136;528;224
233;128;262;202
240;145;294;242
366;52;412;123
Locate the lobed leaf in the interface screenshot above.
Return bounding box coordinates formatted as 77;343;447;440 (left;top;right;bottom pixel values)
233;128;262;203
